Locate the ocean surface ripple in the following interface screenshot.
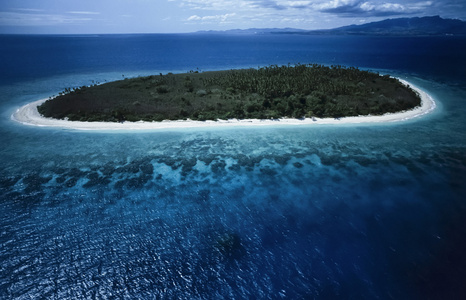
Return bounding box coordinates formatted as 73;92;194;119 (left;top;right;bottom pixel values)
1;34;466;299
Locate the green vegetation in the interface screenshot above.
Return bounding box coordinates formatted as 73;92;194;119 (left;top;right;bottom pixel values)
37;64;421;122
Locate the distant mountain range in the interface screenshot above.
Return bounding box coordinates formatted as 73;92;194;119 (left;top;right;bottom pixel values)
196;16;466;36
319;16;466;36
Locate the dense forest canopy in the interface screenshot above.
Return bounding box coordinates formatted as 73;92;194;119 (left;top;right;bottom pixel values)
38;64;421;122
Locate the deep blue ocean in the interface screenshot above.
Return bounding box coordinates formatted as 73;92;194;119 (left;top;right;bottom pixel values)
1;34;466;299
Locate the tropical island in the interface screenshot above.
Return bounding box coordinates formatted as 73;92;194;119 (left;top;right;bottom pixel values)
37;64;421;123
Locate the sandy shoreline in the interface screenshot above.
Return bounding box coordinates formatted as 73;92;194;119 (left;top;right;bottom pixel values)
11;79;436;131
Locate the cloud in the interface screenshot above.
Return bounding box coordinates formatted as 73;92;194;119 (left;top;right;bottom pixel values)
187;13;236;23
287;1;313;9
248;0;287;10
170;0;457;30
177;0;296;11
180;0;242;10
12;8;45;13
317;0;434;17
0;11;95;27
187;15;202;21
67;11;101;15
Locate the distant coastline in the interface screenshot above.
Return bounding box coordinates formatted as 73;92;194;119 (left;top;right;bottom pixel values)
12;79;436;131
194;16;466;37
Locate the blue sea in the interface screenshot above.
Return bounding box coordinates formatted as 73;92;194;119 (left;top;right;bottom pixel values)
1;34;466;299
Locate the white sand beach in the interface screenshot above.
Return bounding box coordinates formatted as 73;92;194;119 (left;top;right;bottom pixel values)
11;79;436;131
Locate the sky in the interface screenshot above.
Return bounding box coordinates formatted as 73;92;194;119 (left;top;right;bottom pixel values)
0;0;465;34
